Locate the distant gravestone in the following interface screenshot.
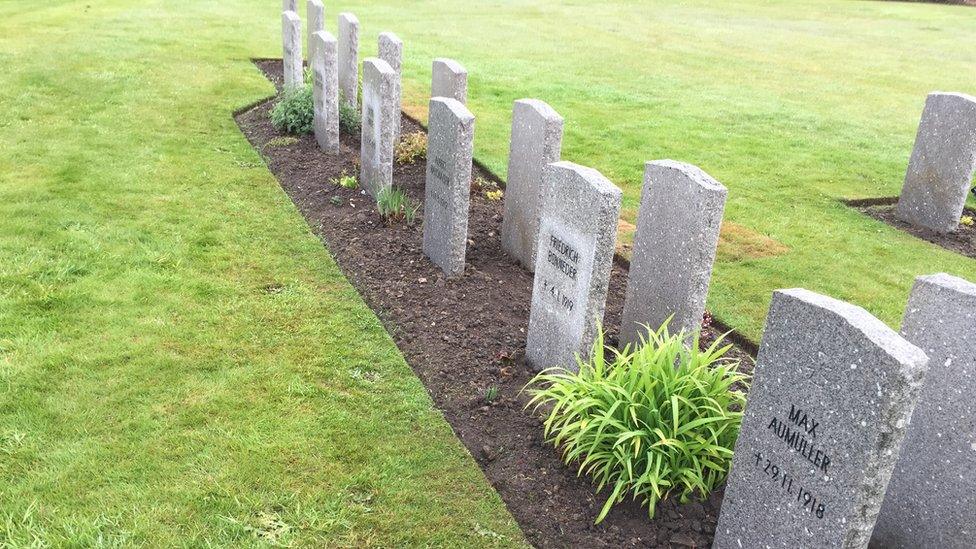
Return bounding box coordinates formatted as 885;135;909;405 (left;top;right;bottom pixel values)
620;160;727;346
525;161;622;372
501;99;564;271
895;92;976;234
378;32;403;144
281;10;303;90
306;0;324;63
871;273;976;549
337;12;360;109
431;58;467;104
714;289;929;549
422;98;475;277
359;58;397;198
283;0;297;12
311;30;339;153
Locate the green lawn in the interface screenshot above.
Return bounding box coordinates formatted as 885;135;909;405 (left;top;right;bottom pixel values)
351;0;974;340
0;0;524;546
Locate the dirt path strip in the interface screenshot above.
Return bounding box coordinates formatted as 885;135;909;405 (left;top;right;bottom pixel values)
235;60;756;548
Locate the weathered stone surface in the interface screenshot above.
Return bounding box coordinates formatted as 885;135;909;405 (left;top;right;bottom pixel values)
283;0;297;12
311;30;339;154
422;98;475;277
714;289;929;549
359;58;396;198
525;161;622;372
620;160;727;346
500;99;563;271
337;12;359;109
895;92;976;233
378;32;403;144
281;10;303;90
306;0;324;63
871;273;976;549
431;58;467;104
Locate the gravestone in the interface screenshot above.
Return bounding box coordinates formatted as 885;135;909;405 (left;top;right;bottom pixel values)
378;32;403;144
525;161;622;372
500;99;564;271
281;10;303;90
620;160;727;346
337;12;359;109
283;0;297;11
359;58;397;198
431;58;467;104
714;289;929;549
306;0;324;63
871;273;976;549
895;92;976;233
422;98;475;276
311;30;339;153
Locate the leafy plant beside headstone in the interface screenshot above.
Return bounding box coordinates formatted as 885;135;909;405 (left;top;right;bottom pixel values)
525;322;748;523
394;132;427;164
338;93;360;134
270;82;314;135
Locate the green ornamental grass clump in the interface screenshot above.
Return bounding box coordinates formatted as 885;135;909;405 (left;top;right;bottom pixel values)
526;323;748;523
270;83;314;135
376;186;420;225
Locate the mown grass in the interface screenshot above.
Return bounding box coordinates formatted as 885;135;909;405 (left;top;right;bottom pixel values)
339;0;976;340
0;0;524;546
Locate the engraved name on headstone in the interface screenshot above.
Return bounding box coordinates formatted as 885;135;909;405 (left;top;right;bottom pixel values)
525;162;621;372
714;289;929;549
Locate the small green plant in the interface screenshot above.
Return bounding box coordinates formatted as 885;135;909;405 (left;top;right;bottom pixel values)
395;132;428;165
525;323;748;523
338;94;360;134
961;215;974;227
475;176;504;201
330;171;358;189
376;186;420;225
330;196;343;206
485;386;499;404
270;83;314;135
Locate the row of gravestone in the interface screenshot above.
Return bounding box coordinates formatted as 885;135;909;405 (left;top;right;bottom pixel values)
279;5;975;547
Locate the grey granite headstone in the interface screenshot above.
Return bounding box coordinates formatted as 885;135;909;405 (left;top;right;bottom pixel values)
306;0;324;64
895;92;976;234
422;98;475;277
714;289;929;549
500;99;564;271
431;58;467;104
871;273;976;549
359;58;397;198
525;161;622;372
620;160;727;346
337;12;359;109
281;10;303;90
378;32;403;144
311;30;339;153
283;0;297;12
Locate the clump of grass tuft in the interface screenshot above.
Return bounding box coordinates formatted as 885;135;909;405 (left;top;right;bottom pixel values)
376;187;420;225
525;322;748;523
270;83;314;135
395;132;427;165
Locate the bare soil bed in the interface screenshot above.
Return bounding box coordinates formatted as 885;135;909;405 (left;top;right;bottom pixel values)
235;59;756;548
848;198;976;260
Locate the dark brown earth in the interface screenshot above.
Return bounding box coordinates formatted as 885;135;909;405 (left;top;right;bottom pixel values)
847;197;976;260
236;59;756;548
